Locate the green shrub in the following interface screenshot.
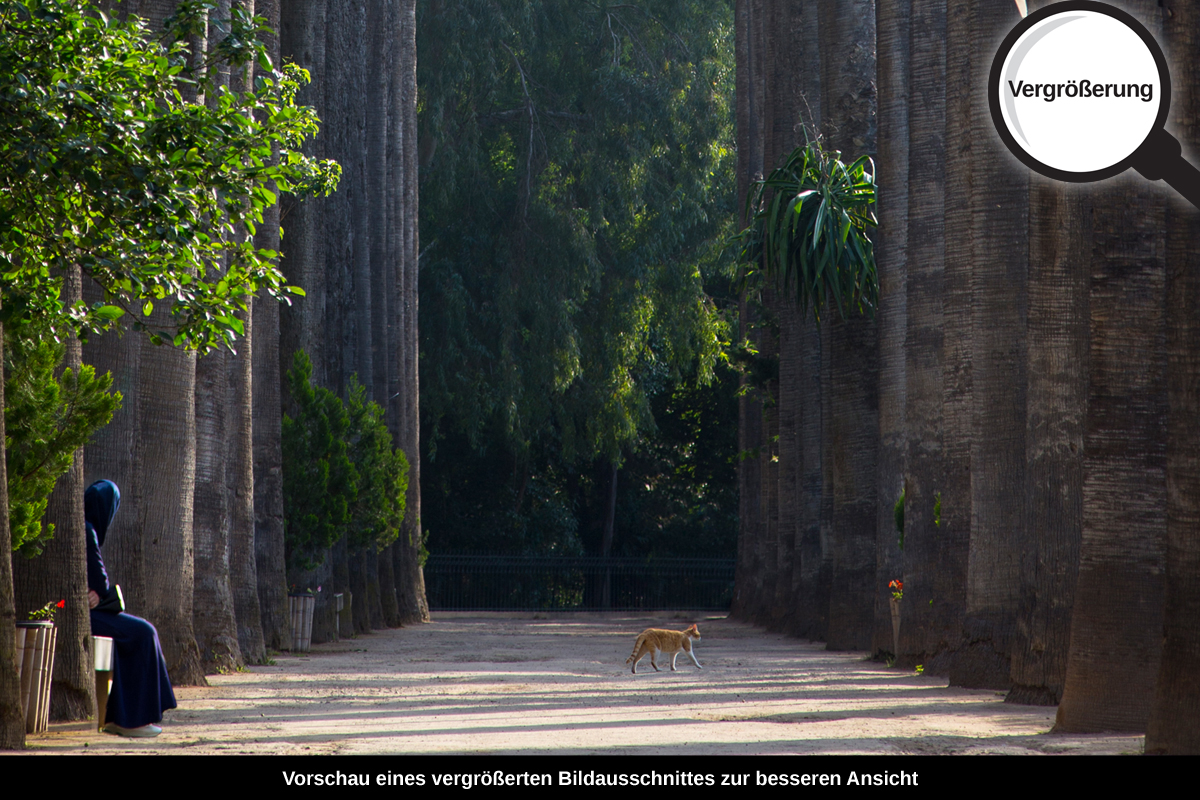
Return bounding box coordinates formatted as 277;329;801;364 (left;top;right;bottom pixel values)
281;350;407;573
5;327;121;556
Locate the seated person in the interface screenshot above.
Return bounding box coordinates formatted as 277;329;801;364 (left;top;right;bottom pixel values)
86;479;177;737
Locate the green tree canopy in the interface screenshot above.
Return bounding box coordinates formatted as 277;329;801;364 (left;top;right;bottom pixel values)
418;0;735;470
0;0;339;349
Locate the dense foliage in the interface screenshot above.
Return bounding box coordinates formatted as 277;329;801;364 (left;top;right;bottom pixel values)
282;351;408;574
0;0;339;350
4;326;120;556
734;141;878;321
418;0;739;557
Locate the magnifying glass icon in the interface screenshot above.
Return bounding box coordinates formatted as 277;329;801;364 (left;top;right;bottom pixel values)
990;0;1200;209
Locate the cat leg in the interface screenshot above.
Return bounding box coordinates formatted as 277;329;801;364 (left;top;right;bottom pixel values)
650;648;660;672
631;644;646;674
688;649;702;669
670;651;679;671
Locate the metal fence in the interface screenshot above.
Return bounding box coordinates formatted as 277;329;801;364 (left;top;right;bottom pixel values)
424;554;736;612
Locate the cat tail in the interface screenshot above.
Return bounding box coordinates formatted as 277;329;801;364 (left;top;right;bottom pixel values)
625;634;644;664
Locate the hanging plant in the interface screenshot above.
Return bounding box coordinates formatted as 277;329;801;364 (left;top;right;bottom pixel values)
732;138;878;321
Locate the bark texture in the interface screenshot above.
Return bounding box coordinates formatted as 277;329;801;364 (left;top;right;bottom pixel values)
0;310;26;749
279;0;427;634
12;265;96;720
1145;0;1200;753
871;0;908;658
251;0;290;654
951;0;1027;691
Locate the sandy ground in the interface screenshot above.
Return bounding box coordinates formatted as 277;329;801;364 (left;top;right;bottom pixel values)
16;613;1143;755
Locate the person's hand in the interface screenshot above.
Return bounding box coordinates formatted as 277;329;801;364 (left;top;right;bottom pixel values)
88;590;99;609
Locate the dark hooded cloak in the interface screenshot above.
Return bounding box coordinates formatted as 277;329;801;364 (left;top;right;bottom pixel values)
85;480;177;729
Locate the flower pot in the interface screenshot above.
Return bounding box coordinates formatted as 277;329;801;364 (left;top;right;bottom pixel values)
288;594;316;652
889;596;901;659
15;621;57;733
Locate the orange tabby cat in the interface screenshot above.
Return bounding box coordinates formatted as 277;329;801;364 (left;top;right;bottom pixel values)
625;624;702;673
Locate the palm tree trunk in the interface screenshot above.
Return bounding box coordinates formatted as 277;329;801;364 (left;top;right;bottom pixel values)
192;1;245;675
899;0;960;672
279;0;329;397
222;0;267;665
1055;174;1167;732
925;0;971;681
252;286;289;649
871;0;909;658
365;0;402;629
82;0;208;680
730;0;765;622
1007;177;1088;705
194;345;243;672
950;0;1027;691
250;0;289;652
137;330;208;686
819;0;877;652
13;264;95;719
1145;0;1200;752
391;0;429;625
0;309;27;749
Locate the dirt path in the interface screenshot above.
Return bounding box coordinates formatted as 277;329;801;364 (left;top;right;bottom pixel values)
20;613;1142;755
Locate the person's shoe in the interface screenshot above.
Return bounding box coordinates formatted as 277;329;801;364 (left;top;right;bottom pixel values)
103;722;162;738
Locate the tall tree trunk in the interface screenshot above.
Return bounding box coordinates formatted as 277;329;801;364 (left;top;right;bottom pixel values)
871;0;908;658
192;0;245;675
252;284;289;649
951;0;1027;690
1145;0;1200;753
13;264;95;720
730;0;764;623
279;0;329;396
224;0;267;665
761;0;815;634
898;0;945;669
137;333;207;685
1055;0;1168;737
787;2;826;640
819;0;877;652
279;0;426;628
1007;178;1088;704
750;0;821;637
929;0;971;681
367;0;402;629
228;310;265;662
0;308;27;749
1056;173;1167;732
391;0;428;625
252;0;291;652
775;303;801;632
755;312;779;627
194;344;243;672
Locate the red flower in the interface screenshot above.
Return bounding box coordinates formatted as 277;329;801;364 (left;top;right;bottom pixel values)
56;599;65;608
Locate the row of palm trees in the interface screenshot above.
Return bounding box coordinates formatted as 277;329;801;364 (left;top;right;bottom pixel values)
731;0;1198;752
2;0;425;748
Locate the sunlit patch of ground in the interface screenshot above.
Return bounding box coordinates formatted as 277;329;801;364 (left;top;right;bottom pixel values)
18;613;1143;755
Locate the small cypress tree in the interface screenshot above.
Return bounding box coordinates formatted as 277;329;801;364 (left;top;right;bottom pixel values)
4;326;121;557
345;376;408;553
282;351;408;573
